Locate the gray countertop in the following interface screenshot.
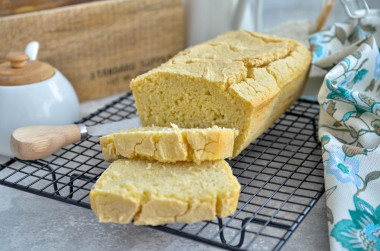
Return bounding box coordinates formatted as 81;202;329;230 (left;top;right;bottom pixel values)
0;184;328;251
0;183;328;251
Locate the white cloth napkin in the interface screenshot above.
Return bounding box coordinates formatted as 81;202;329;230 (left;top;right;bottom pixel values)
309;9;380;251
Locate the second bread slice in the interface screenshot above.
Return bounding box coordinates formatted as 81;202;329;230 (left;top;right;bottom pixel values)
100;124;238;162
90;159;240;225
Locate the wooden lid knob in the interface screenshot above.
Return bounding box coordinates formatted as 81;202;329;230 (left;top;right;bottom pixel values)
6;51;29;68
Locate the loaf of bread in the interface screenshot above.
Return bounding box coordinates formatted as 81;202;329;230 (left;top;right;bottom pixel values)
90;159;240;225
99;124;238;163
131;30;312;157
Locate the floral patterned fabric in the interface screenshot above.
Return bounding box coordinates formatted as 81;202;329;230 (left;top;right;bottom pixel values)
309;10;380;251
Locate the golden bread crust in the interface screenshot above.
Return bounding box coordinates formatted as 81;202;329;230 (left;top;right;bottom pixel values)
131;30;311;157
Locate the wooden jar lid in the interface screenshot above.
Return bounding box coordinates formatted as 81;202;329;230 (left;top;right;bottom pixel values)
0;51;55;86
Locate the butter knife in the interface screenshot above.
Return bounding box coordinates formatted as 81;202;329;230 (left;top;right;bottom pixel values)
10;117;141;160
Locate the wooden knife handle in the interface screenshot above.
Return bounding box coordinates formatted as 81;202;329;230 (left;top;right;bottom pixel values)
10;124;81;160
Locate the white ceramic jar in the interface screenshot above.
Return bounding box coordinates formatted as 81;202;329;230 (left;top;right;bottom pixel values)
0;42;79;157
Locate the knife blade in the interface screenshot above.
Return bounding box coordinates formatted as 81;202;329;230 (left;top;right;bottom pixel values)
82;117;142;138
11;117;142;160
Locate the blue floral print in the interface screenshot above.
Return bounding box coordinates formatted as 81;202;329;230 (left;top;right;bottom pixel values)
326;150;363;187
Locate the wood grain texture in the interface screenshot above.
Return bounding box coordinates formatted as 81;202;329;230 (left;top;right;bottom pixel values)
10;124;81;160
0;0;99;16
0;0;184;101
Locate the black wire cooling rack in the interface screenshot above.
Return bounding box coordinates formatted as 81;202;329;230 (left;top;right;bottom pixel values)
0;92;324;251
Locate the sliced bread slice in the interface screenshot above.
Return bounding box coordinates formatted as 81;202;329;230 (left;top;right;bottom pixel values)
90;159;240;226
99;124;238;163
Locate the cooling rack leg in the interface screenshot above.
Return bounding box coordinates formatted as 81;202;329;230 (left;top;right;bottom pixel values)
217;217;247;248
68;173;93;199
31;160;61;196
